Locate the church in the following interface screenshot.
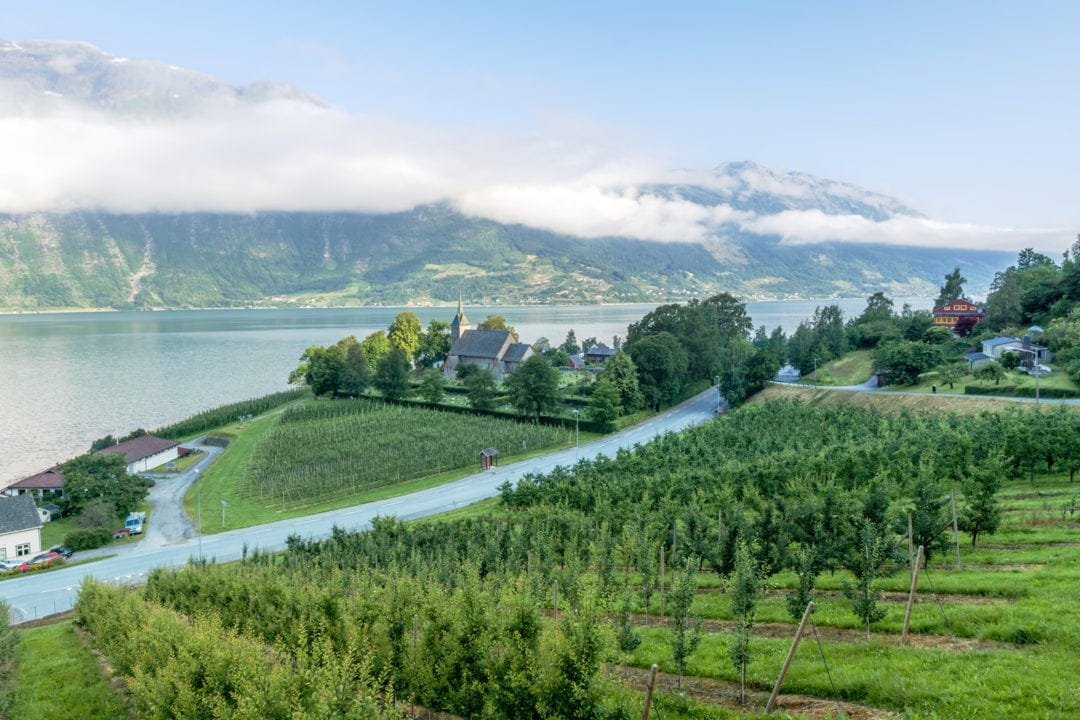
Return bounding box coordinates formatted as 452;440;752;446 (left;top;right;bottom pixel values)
442;299;534;379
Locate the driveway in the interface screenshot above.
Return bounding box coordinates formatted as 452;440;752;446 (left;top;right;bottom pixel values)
1;387;722;623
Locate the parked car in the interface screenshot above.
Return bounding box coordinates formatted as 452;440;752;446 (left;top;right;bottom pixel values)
17;551;61;572
0;560;17;572
47;545;73;559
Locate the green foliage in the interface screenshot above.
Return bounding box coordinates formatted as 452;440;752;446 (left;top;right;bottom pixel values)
418;368;445;404
960;455;1004;548
465;368;499;411
935;266;967;307
506;354;561;418
374;347;410;400
841;518;895;638
416;319;451;368
477;314;517;339
59;454;151;519
152;389;307;439
872;339;945;385
669;559;702;687
240;399;569;505
63;527;114;551
599;352;643;413
729;540;760;704
387;310;422;359
587;377;622;427
974;361;1007;385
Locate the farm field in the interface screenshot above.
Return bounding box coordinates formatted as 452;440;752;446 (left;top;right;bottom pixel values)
185;398;577;531
70;397;1080;719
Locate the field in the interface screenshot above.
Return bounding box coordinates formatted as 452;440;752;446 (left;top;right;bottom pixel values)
185;397;576;531
68;396;1080;718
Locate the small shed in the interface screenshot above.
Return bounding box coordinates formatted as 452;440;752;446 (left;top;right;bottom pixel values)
479;448;499;470
112;528;131;540
41;503;62;521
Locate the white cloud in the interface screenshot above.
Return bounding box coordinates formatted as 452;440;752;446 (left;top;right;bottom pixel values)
0;101;1070;253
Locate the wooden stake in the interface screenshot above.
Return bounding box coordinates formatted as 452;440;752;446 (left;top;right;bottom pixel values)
907;513;914;572
765;601;814;713
641;664;659;720
951;489;961;568
901;546;924;645
659;546;665;623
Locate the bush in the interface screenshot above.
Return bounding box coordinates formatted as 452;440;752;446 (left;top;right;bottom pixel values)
64;527;115;551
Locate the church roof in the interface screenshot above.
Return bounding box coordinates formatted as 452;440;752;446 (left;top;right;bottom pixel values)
503;343;533;363
449;330;513;359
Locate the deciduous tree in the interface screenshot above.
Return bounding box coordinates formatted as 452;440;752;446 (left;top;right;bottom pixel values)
506;355;560;418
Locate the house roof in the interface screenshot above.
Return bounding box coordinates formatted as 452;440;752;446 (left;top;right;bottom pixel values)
8;467;65;491
586;343;617;357
965;352;990;361
983;336;1017;348
448;329;513;360
96;435;179;464
0;495;43;534
502;342;533;363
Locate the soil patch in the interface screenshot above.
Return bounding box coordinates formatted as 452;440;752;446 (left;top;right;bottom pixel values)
616;665;899;720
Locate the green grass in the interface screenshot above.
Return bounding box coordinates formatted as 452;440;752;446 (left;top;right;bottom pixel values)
10;622;127;720
810;350;875;386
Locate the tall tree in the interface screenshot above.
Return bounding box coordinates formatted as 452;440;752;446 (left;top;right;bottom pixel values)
418;369;445;404
506;355;560;419
629;332;688;409
60;454;152;519
478;314;518;340
587;376;622;426
599;351;644;412
464;369;498;411
935;267;967;307
415;320;451;368
374;347;410;400
339;342;371;396
360;331;392;370
559;329;580;355
388;311;423;361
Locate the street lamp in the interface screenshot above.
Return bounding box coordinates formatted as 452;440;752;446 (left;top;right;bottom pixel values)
572;409;579;462
194;468;202;559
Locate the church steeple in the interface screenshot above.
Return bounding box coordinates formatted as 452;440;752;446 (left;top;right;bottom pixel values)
451;291;470;343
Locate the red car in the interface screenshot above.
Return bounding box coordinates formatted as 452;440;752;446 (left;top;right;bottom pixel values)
17;551;61;572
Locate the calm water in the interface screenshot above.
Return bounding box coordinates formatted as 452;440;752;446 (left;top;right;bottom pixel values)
0;298;931;486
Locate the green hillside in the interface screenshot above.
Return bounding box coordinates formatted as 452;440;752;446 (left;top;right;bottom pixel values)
0;206;1014;310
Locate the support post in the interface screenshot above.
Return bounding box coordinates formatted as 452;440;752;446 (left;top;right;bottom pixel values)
659;545;665;623
765;601;814;713
951;489;961;568
641;664;659;720
901;546;924;645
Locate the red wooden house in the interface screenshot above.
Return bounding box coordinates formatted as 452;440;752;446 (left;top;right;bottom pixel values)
932;299;984;335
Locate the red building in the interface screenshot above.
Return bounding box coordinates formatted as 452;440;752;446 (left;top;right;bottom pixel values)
932;299;984;335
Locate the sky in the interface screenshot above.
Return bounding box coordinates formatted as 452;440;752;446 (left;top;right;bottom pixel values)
6;1;1079;253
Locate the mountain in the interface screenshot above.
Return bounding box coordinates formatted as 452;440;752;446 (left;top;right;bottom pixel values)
0;39;323;116
0;40;1016;309
0;202;1012;309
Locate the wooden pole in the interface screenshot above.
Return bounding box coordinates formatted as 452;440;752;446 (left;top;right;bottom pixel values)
553;580;559;622
765;601;814;713
641;664;659;720
659;546;666;623
951;489;961;568
901;546;924;645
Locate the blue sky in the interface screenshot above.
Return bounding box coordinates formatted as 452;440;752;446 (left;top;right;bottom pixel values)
8;1;1079;250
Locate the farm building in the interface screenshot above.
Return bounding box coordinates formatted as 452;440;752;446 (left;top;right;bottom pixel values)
443;299;534;379
96;434;180;474
0;495;43;561
3;467;65;500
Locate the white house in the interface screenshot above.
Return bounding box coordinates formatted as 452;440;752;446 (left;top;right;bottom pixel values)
980;336;1053;366
96;434;180;474
0;495;43;562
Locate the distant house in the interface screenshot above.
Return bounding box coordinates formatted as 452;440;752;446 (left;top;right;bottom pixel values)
3;467;65;500
567;354;586;370
96;434;180;474
442;299;534;379
980;336;1052;366
585;343;617;364
932;299;984;333
0;495;43;562
40;503;62;521
964;351;992;371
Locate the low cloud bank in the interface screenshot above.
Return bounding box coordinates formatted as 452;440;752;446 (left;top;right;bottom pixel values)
0;101;1068;252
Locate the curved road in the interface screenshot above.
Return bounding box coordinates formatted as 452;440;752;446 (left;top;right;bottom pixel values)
1;388;721;623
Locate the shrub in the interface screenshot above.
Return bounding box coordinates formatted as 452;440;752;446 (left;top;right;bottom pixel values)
64;527;115;551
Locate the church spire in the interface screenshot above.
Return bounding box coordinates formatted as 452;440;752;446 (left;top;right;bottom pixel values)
451;290;470;343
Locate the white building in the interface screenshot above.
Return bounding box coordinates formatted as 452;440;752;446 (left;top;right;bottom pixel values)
0;495;43;562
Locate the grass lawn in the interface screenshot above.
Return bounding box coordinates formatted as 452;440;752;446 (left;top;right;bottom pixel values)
10;621;126;720
809;349;875;386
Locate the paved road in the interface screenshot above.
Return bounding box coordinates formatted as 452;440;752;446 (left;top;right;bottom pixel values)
1;388;721;623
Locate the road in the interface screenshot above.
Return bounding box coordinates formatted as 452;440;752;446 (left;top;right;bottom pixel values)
1;387;721;623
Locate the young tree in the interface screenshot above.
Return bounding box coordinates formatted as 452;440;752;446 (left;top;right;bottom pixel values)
614;586;641;670
387;311;423;360
360;331;392;370
60;454;152;519
786;544;819;622
974;361;1007;385
506;355;560;418
669;558;702;689
418;369;445;404
960;456;1004;548
464;369;498;411
841;518;894;639
729;540;761;705
909;464;950;563
374;347;410;400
